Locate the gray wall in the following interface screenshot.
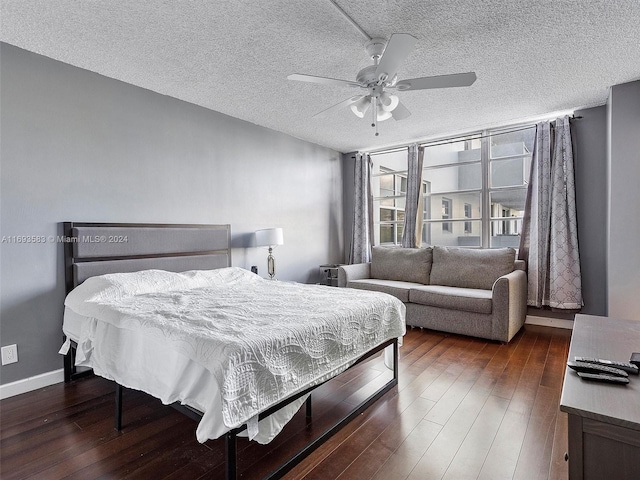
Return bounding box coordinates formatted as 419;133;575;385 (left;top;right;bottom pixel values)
572;105;608;316
607;80;640;320
0;43;344;384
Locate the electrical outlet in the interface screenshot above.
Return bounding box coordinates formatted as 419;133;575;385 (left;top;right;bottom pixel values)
1;344;18;365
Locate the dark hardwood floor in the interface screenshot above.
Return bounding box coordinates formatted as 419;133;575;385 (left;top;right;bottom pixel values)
0;325;572;479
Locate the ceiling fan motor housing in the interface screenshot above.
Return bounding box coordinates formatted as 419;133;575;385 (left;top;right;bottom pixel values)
355;65;379;87
357;37;389;86
369;84;383;98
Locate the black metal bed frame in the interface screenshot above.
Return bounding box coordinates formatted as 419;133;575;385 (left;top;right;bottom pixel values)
115;337;398;479
62;222;400;479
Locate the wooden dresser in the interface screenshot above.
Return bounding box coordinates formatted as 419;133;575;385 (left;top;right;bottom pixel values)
560;314;640;479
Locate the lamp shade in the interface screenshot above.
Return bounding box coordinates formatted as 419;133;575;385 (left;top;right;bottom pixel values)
380;92;400;112
350;95;371;118
376;106;393;121
255;228;284;247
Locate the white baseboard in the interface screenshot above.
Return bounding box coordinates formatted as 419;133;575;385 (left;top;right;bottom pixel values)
525;315;574;330
0;369;64;400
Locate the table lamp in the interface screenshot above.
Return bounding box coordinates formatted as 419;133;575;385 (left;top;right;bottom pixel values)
255;228;284;279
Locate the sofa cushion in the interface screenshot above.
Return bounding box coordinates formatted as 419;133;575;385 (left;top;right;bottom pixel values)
347;278;422;303
430;246;515;290
370;246;433;284
409;285;493;314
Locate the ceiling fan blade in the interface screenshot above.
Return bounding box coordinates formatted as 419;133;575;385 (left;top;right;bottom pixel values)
374;34;418;82
395;72;477;91
312;95;365;118
288;73;362;88
391;101;411;121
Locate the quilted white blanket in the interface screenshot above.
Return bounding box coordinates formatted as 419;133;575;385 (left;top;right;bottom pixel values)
65;267;405;441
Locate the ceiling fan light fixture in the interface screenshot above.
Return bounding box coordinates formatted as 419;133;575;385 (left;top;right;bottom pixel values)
376;105;393;121
350;95;371;118
380;92;400;112
368;96;392;123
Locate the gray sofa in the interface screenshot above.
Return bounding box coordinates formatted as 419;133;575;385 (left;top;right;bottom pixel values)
338;246;527;343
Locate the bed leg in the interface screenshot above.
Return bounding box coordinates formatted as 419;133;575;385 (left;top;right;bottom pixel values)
305;394;312;421
393;338;399;380
63;351;73;383
225;430;237;480
115;384;123;431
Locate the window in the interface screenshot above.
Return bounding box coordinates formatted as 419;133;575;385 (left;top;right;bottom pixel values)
464;203;472;233
370;125;535;248
371;150;407;246
488;127;534;248
441;198;452;232
421;136;482;247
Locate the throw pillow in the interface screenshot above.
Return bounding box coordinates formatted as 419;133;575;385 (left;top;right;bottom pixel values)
430;246;515;290
371;246;433;284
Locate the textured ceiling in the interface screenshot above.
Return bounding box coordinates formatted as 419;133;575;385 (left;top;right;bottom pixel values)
2;0;639;153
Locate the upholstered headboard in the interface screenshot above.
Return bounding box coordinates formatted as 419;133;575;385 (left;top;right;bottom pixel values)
63;222;231;294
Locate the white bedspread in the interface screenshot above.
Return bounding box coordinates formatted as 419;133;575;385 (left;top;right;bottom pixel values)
63;267;405;442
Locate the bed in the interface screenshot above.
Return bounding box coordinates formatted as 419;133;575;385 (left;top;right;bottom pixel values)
60;222;406;479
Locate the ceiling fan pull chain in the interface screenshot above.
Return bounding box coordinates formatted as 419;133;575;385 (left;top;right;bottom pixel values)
371;97;376;128
372;97;379;136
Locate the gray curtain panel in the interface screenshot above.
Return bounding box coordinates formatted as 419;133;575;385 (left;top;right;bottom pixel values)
350;153;374;264
519;116;583;309
401;145;425;248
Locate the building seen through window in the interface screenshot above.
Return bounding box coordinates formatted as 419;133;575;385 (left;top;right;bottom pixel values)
371;126;534;248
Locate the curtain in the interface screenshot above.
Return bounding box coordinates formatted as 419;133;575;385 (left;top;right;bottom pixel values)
401;145;424;247
350;153;374;264
518;116;582;309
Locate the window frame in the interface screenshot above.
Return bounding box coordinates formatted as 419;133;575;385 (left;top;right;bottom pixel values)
373;166;407;246
370;124;534;249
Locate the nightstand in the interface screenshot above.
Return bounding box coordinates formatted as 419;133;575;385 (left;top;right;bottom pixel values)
319;264;341;287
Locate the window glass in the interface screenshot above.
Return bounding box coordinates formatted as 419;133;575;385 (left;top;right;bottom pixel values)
423;164;482;193
488;127;533;248
490;220;522;248
423;138;481;167
423;221;481;247
490;128;535;158
441;198;452;232
423;192;481;221
491;157;531;188
490;190;526;218
369;124;536;249
464;203;473;233
372;150;408;246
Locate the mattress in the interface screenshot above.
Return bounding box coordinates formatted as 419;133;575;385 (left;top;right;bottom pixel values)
61;267;406;443
62;307;84;342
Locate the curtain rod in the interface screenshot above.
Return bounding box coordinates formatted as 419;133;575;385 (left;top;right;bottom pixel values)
362;114;582;156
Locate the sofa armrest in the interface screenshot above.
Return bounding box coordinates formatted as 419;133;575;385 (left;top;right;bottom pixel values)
338;263;371;287
491;269;528;342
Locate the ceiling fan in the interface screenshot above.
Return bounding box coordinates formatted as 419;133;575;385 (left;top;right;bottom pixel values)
288;34;476;136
